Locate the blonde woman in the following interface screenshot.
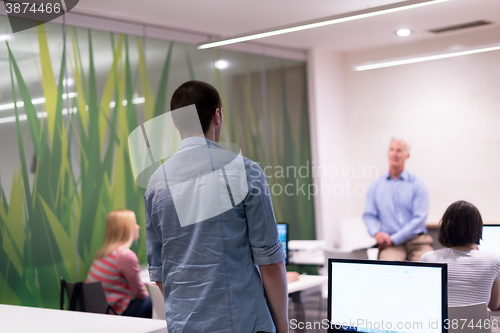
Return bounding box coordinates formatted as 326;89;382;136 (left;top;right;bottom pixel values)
86;210;151;317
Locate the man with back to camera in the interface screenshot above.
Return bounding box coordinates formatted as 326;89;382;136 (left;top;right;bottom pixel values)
144;80;289;333
363;138;433;261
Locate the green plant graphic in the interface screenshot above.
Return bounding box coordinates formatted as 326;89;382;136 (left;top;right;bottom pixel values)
0;24;314;308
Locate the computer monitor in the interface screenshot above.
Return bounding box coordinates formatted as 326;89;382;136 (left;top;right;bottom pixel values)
480;225;500;255
327;259;447;333
277;223;288;264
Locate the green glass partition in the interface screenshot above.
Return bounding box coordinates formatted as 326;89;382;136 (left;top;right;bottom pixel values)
0;16;314;308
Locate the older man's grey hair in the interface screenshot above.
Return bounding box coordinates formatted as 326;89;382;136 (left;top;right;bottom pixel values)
390;137;411;154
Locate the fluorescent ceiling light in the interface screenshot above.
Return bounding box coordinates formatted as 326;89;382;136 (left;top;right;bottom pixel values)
121;97;146;106
63;78;74;86
198;0;449;49
0;112;47;125
31;98;46;105
214;60;229;69
353;44;500;71
0;96;145;124
110;97;145;108
0;108;78;125
62;92;77;99
0;93;77;113
396;28;412;36
0;102;19;111
132;97;146;104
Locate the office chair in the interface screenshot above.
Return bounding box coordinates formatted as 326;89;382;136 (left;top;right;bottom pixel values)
60;278;117;314
448;302;491;333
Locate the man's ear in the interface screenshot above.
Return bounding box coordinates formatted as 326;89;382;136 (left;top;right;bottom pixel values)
214;108;222;126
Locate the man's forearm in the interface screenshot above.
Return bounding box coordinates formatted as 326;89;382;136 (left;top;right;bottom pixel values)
390;215;426;245
363;214;380;237
260;260;289;333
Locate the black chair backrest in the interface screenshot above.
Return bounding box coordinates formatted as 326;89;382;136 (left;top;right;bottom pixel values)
60;279;116;314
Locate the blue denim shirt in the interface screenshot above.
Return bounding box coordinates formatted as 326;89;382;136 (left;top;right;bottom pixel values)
145;137;285;333
362;169;429;245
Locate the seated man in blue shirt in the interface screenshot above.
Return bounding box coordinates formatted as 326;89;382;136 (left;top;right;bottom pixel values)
363;138;433;261
144;80;288;333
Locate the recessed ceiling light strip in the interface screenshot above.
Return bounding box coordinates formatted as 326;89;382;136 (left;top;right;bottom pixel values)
198;0;449;49
0;109;77;125
0;97;146;124
0;93;77;113
353;44;500;71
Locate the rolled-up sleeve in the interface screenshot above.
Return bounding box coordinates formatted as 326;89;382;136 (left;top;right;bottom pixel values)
244;161;285;266
145;191;163;282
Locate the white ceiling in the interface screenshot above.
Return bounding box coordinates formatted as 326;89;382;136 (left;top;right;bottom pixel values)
73;0;500;52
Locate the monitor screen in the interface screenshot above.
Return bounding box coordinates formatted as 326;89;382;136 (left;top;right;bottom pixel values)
277;223;288;264
480;225;500;255
327;259;447;333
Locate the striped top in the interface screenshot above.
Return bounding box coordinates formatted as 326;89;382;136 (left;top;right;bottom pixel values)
86;248;149;314
421;248;500;306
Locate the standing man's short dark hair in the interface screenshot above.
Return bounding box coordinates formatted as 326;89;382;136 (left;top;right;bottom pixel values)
145;80;289;333
170;80;222;134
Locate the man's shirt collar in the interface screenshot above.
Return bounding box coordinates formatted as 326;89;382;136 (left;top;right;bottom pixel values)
179;136;221;151
386;169;409;181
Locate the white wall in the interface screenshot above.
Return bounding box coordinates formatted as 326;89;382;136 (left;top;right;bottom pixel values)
309;26;500;240
307;49;350;247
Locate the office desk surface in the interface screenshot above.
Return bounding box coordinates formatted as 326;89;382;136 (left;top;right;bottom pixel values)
288;274;328;294
141;268;328;295
0;304;168;333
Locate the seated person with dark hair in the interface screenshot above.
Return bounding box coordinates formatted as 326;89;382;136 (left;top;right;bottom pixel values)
421;201;500;310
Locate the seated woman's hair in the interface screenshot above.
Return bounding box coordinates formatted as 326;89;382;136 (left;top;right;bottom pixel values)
438;200;483;247
95;210;137;259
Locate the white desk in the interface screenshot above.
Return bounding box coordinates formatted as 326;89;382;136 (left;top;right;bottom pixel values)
288;275;328;333
141;269;327;333
289;253;325;265
289;240;325;265
289;248;379;266
288;274;328;294
141;268;328;296
0;304;167;333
